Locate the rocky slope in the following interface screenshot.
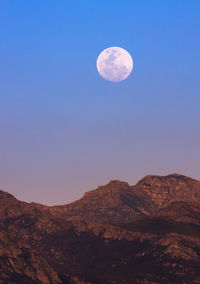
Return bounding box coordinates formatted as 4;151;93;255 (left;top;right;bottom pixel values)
0;174;200;283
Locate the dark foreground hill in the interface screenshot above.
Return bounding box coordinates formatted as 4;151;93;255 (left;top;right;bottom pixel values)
0;174;200;283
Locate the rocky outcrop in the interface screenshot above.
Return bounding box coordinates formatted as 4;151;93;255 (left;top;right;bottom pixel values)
134;174;200;208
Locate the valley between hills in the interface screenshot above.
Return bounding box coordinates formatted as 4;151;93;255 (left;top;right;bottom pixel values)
0;174;200;283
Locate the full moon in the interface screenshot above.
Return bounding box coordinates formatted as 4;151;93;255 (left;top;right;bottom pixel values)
96;47;133;82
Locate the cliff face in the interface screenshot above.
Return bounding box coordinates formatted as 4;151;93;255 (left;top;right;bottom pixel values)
0;174;200;283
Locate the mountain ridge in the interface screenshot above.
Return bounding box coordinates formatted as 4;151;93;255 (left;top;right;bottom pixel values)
48;173;200;224
0;173;200;283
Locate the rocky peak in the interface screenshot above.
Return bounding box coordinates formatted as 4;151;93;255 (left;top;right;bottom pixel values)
83;180;130;198
0;189;16;200
0;190;22;215
136;173;195;187
48;174;200;224
133;174;200;209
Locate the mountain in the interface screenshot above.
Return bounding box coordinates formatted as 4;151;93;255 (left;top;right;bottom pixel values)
48;180;154;224
49;174;200;224
0;174;200;283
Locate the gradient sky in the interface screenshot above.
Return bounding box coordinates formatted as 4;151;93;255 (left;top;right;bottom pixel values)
0;1;200;205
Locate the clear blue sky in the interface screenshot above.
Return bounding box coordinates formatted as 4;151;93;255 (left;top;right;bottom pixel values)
0;1;200;204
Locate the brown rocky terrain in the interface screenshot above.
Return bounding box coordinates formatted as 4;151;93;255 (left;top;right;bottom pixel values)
0;174;200;283
49;174;200;223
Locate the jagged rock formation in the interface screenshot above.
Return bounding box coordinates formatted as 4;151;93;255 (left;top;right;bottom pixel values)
0;174;200;283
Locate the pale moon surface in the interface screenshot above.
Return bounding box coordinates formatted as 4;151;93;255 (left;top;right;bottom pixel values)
96;47;133;82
